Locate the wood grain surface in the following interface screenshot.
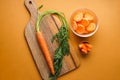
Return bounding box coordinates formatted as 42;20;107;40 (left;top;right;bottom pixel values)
24;0;80;79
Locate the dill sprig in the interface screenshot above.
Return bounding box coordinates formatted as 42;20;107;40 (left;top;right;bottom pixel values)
50;25;69;80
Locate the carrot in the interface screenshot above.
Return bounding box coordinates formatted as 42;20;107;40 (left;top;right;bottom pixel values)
36;31;55;75
79;43;88;54
85;43;92;51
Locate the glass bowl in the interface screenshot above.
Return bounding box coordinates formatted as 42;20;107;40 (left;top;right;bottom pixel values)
70;8;99;37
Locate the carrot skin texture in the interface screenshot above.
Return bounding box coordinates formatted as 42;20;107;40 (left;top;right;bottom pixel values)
36;31;55;75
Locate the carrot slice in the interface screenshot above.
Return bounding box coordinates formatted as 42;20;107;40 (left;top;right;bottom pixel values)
73;12;83;22
86;23;96;32
76;24;85;34
84;13;94;21
79;43;84;49
72;21;77;30
80;18;89;27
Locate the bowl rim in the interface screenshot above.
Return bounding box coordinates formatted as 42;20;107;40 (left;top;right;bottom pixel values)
70;8;99;37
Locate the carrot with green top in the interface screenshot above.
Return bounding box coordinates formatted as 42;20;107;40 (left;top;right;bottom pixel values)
36;6;55;75
36;5;69;79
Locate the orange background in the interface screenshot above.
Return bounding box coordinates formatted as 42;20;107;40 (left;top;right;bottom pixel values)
0;0;120;80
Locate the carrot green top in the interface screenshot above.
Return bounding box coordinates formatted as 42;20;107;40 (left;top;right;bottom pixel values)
36;10;68;32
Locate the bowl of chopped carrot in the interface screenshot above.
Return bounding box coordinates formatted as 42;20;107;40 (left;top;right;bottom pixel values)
70;8;99;37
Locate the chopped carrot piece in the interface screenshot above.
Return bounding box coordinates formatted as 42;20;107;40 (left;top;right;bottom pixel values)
85;44;92;51
82;43;88;50
79;42;92;54
79;43;87;50
73;12;83;22
81;48;88;54
86;23;96;32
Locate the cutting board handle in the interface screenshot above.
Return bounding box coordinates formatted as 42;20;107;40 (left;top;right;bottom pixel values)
25;0;38;25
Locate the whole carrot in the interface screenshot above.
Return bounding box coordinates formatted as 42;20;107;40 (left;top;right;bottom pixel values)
36;5;55;75
36;6;69;79
36;31;55;75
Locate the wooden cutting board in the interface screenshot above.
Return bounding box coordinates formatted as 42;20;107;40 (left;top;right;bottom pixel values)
24;0;80;80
